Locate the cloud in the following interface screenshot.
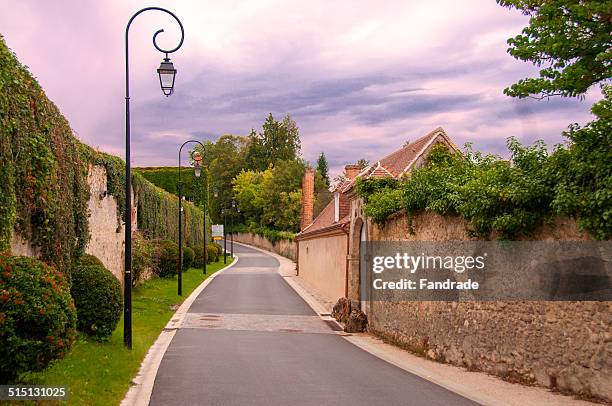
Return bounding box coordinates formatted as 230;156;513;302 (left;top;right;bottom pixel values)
0;0;599;174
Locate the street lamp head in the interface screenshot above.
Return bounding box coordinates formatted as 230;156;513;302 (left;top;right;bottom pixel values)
157;57;177;96
193;151;203;178
231;199;236;208
213;188;218;198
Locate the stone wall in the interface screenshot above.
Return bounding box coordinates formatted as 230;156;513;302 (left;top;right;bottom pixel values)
10;165;133;282
83;165;133;280
365;211;611;401
233;232;297;261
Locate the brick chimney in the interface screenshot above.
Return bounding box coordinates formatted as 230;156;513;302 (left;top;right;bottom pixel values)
300;167;315;231
344;164;361;181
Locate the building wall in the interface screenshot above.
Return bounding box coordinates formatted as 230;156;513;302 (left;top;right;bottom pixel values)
297;233;347;302
233;232;297;261
365;211;610;401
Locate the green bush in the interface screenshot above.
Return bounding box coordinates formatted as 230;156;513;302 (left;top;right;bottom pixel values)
0;253;76;382
206;244;219;264
192;245;204;265
132;233;155;286
158;240;179;277
71;259;122;340
76;254;105;268
182;246;194;271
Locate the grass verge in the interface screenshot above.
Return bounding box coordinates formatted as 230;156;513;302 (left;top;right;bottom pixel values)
14;259;233;406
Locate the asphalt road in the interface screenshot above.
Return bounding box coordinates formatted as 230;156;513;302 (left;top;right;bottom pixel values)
149;243;479;406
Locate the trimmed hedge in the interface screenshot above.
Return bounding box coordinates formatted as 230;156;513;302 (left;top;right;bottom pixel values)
76;253;104;268
158;240;179;277
192;245;204;266
70;259;122;340
132;232;156;286
206;244;221;263
182;246;194;271
0;253;76;382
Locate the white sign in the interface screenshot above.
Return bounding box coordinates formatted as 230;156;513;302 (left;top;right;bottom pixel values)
212;224;224;240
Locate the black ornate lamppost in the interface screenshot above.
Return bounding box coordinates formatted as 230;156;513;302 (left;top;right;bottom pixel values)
124;7;184;349
177;141;207;296
230;200;236;258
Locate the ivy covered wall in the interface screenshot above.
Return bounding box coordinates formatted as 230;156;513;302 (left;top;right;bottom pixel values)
0;35;206;271
0;35;89;271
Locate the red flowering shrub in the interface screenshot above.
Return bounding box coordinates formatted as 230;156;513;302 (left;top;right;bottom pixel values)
0;253;76;382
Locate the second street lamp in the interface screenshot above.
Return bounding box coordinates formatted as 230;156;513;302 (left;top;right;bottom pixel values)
177;140;206;296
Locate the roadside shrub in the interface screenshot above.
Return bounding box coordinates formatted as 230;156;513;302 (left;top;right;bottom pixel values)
132;232;154;286
0;253;76;382
192;245;204;266
76;254;105;268
158;240;179;277
71;259;122;341
182;246;194;271
206;245;218;263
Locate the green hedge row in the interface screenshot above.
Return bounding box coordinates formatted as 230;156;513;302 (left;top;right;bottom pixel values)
232;223;295;244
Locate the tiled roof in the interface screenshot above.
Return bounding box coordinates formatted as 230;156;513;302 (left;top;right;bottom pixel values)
298;127;456;239
298;198;349;239
364;127;451;179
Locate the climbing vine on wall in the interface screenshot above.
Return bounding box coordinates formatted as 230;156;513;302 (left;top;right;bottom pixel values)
0;35;208;272
133;173;207;247
0;36;90;271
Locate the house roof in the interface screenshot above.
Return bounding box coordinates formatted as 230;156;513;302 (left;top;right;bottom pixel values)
297;197;349;240
298;127;457;239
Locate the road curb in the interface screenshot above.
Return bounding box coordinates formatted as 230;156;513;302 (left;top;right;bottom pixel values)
121;256;239;406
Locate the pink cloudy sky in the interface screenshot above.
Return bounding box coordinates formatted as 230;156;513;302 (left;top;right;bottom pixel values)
0;0;602;176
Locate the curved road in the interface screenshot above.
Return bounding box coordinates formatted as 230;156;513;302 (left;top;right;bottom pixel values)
149;243;478;406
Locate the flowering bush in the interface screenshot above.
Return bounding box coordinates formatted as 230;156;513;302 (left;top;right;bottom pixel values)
0;253;76;382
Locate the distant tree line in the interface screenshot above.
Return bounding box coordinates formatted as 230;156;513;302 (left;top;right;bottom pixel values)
139;113;333;235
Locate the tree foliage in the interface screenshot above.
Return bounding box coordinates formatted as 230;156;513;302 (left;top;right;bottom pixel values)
233;159;305;233
316;152;330;188
498;0;612;99
245;113;301;171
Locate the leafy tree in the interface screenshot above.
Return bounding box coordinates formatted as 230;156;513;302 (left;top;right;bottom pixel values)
550;86;612;239
195;135;247;223
316;152;330;188
233;159;305;232
498;0;612;99
245;113;301;171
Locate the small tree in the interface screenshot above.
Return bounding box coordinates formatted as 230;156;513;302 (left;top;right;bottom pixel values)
316;152;330;188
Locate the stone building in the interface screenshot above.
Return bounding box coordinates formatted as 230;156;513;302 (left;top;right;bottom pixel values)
295;127;458;305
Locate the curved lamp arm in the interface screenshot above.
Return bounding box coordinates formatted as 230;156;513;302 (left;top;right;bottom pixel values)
125;7;185;98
